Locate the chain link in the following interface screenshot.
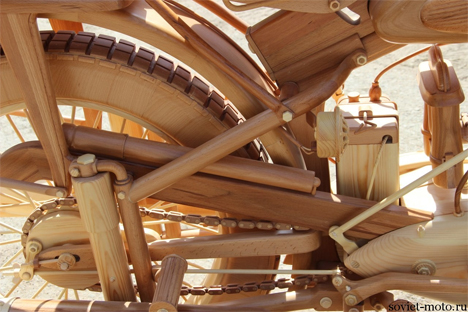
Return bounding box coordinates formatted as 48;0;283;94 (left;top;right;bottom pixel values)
139;207;310;232
22;197;316;296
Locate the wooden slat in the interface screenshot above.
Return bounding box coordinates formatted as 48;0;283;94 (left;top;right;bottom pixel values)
0;14;70;188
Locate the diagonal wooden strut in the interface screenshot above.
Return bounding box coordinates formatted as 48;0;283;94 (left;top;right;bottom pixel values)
0;13;70;189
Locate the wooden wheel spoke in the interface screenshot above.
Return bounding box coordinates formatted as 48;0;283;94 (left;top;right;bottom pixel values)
70;106;77;125
0;238;21;246
0;221;22;234
0;192;27;203
2;249;23;268
5;278;22;297
32;281;50;299
5;114;25;143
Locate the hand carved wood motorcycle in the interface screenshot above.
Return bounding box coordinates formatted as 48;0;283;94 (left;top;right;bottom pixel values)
0;0;467;311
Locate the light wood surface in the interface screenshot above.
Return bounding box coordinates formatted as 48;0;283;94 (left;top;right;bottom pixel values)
150;255;187;312
421;0;468;34
0;0;133;13
369;0;468;44
0;177;66;197
18;4;305;167
345;214;467;279
63;124;320;194
149;230;320;260
223;0;356;13
72;172;136;301
343;272;468;304
115;178;156;303
0;141;432;239
0;13;71;189
337;144;399;202
129;50;362;203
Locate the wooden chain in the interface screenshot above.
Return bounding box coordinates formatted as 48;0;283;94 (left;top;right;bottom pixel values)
139;207;310;231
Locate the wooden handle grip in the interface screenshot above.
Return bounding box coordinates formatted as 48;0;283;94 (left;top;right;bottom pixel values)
150;254;188;312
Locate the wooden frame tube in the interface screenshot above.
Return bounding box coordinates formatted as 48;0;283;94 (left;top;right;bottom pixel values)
72;172;136;301
0;13;71;189
63;124;320;194
0;177;67;198
128;50;363;203
114;177;156;303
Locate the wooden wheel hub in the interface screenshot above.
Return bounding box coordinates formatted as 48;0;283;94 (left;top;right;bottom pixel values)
26;207;99;289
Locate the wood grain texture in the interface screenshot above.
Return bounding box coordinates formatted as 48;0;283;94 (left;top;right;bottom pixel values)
72;172;136;301
224;0;356;14
0;14;70;188
150;255;187;312
369;0;468;44
0;142;433;239
40;2;305;168
63;124;319;194
149;230;320;260
337;144;400;203
400;164;468;216
345;214;468;279
0;0;133;14
421;0;468;34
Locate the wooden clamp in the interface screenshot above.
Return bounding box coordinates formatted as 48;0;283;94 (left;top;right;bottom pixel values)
150;254;188;312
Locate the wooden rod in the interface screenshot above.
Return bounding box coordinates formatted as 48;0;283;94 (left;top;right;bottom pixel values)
193;0;248;33
0;177;67;198
331;148;468;236
114;177;156;303
150;254;187;312
128;50;362;203
145;0;285;113
72;172;136;302
63;124;320;194
0;14;71;189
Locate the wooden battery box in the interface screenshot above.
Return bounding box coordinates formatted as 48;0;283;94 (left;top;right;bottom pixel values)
336;94;400;203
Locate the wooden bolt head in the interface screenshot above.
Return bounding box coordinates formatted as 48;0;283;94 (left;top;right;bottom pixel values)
345;294;358;306
117;191;126;200
77;153;96;165
356;54;367;66
329;0;340;11
332;276;343;286
21;272;32;280
70;168;81;178
55;190;66;198
282;111;294;122
320;297;333;308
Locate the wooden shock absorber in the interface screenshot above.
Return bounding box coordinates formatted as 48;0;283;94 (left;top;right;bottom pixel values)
418;45;465;189
150;254;188;312
72;171;136;302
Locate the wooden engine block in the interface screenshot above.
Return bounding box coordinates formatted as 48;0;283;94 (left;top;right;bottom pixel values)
336;93;399;203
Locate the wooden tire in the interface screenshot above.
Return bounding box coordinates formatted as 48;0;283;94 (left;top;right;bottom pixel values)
0;30;277;303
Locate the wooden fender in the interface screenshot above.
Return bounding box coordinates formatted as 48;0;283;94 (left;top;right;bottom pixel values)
345;214;468;279
40;1;304;168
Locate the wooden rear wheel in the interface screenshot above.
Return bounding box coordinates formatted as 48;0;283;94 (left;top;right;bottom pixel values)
0;31;277;303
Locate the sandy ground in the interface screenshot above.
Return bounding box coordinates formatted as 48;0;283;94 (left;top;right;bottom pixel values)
1;0;468;310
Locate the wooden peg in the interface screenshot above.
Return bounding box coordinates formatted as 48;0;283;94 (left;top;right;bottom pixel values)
150;254;188;312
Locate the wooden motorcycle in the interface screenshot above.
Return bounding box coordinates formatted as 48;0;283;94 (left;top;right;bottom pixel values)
0;0;467;311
